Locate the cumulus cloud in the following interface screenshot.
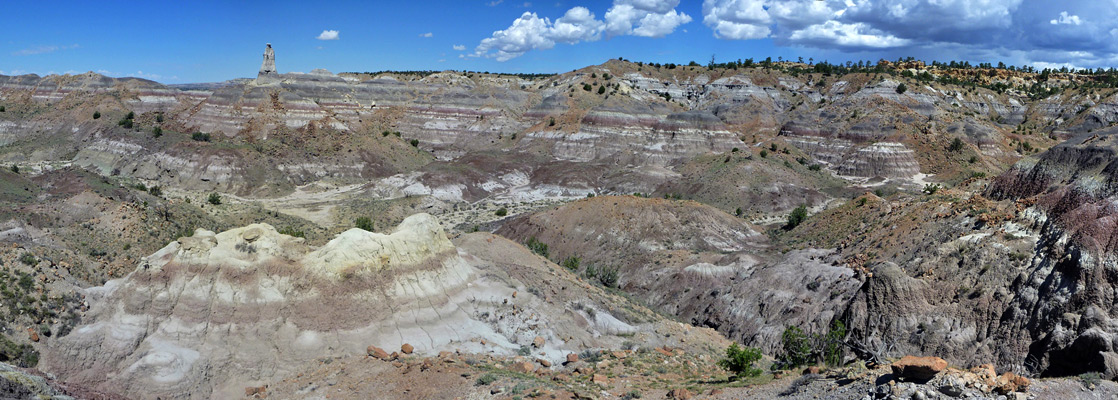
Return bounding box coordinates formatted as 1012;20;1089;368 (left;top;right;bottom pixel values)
420;32;434;38
695;0;1118;68
702;0;770;40
316;30;340;40
788;20;910;49
473;0;688;60
605;0;692;38
701;0;1025;50
1050;11;1081;25
453;44;467;51
552;7;606;42
474;12;558;61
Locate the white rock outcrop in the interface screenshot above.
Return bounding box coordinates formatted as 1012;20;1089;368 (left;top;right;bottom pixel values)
40;213;690;400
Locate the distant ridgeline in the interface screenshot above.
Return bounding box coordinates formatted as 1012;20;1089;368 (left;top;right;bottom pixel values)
617;55;1118;99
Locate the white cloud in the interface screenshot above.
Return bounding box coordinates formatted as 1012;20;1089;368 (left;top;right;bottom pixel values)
702;0;770;40
473;0;689;60
551;7;606;43
700;0;1026;51
487;0;503;5
453;44;467;51
788;20;910;49
316;30;340;40
1050;11;1082;25
12;44;79;56
473;12;557;61
605;0;692;38
420;32;434;37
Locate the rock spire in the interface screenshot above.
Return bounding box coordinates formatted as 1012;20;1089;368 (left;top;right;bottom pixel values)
257;43;278;83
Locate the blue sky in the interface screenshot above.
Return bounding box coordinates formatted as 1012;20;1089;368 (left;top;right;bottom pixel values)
1;1;1113;83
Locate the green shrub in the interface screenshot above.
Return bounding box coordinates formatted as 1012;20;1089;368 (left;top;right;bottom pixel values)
8;165;17;174
125;111;135;120
775;321;847;369
148;186;162;197
949;137;965;152
278;227;306;238
0;334;38;367
621;389;642;399
156;113;164;123
152;126;162;137
821;320;846;367
808;164;822;171
475;373;498;386
17;273;32;291
718;343;763;379
526;236;549;258
548;117;555;126
382;130;390;137
923;183;940;195
133;183;148;191
355;217;374;232
777;326;813;369
785;205;808;230
93;111;101;119
0;106;5;112
561;256;580;271
118;118;133;129
597;265;620;288
191;132;211;142
495;207;508;217
583;83;592;91
896;83;907;94
1079;372;1102;388
409;139;419;147
760;150;768;158
206;192;222;205
18;253;37;266
598;85;606;94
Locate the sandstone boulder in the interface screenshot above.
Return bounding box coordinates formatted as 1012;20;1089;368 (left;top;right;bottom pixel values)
566;353;579;364
245;385;266;397
592;374;609;385
994;372;1030;394
509;361;536;374
890;356;948;382
367;346;389;360
401;343;414;354
667;388;693;399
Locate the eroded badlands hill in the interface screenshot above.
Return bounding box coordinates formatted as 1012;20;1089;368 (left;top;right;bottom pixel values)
40;213;724;399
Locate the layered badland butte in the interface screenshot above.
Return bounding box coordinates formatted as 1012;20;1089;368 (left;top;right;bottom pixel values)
0;45;1118;398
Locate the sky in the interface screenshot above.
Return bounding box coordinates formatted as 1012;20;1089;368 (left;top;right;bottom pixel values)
1;0;1114;83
